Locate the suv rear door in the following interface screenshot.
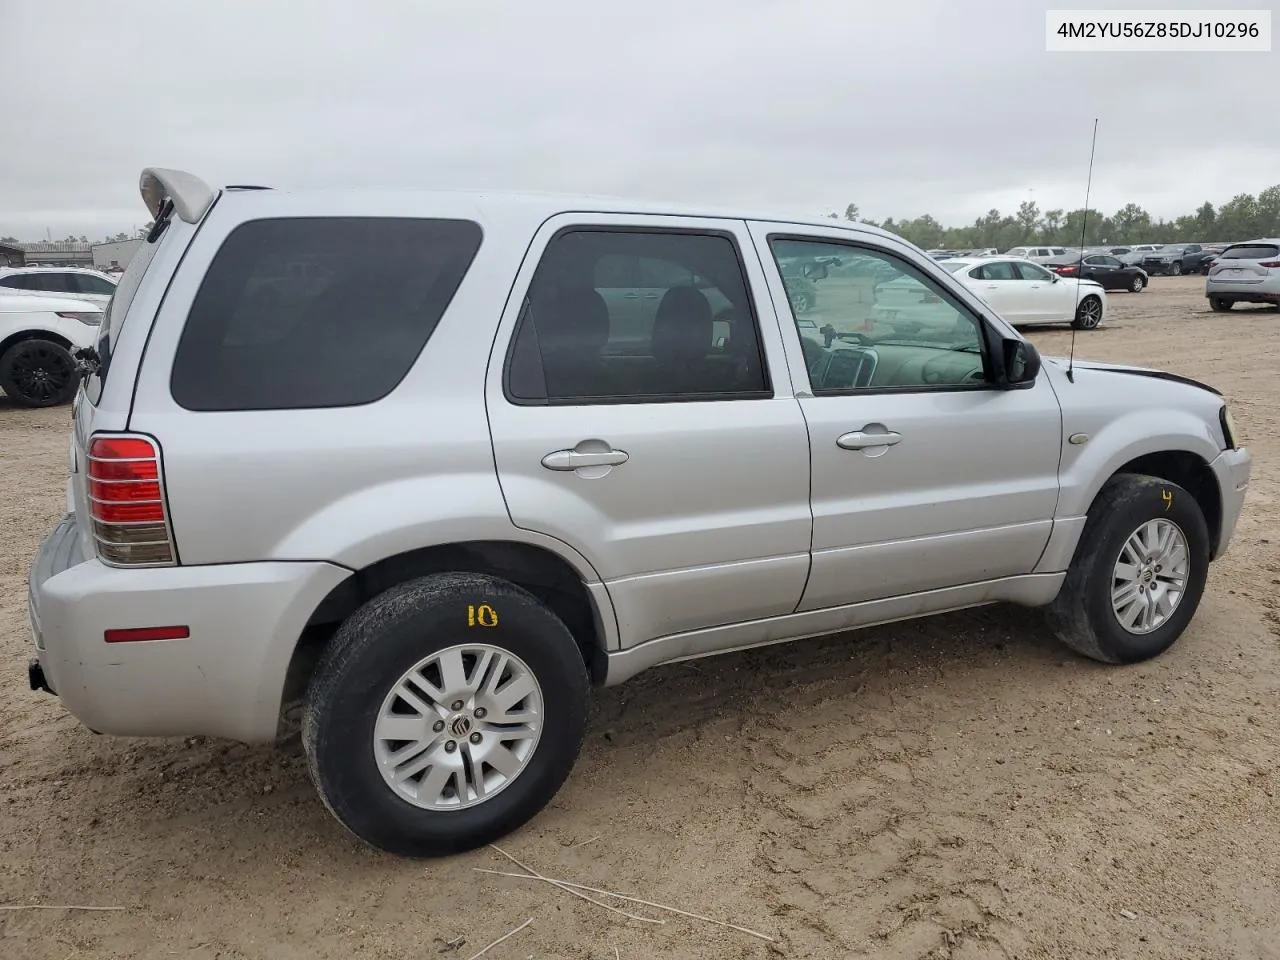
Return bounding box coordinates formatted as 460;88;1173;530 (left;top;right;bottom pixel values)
486;214;812;647
748;222;1061;610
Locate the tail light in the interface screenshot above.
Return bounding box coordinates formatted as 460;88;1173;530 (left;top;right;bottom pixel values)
1258;260;1280;269
86;435;176;566
1057;265;1077;275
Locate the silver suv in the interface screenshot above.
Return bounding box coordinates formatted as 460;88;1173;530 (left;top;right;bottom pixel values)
1205;239;1280;311
27;168;1252;858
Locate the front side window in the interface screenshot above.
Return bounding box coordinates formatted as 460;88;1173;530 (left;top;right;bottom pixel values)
171;217;482;411
1014;262;1054;282
506;229;769;404
973;261;1018;281
769;238;989;394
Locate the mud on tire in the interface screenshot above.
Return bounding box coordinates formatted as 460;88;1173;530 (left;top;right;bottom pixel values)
1046;474;1210;665
302;572;589;858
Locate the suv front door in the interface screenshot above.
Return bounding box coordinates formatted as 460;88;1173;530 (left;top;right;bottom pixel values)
486;215;813;648
749;224;1062;611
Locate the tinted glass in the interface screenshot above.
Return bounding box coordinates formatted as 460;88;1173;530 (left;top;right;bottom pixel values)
1013;262;1053;281
507;230;768;403
85;232;165;404
1221;244;1280;260
975;261;1018;280
769;239;987;393
0;275;27;289
171;217;482;411
73;274;117;295
937;260;969;274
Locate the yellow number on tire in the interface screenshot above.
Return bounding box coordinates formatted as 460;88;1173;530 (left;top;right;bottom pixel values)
467;604;499;628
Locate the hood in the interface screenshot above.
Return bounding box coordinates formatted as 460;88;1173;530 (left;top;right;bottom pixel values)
1043;356;1221;396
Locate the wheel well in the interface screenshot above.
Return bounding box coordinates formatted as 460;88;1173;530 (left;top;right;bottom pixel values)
282;541;607;713
1113;451;1222;555
0;329;73;360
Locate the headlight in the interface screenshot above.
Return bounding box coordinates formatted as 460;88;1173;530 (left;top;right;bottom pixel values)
55;311;101;326
1219;404;1239;450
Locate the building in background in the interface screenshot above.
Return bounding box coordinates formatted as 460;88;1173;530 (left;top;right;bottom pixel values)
92;238;142;271
16;241;93;266
0;241;22;267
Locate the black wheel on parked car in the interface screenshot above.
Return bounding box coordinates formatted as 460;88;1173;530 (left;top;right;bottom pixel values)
1129;275;1145;293
1208;297;1233;312
303;572;589;857
1072;295;1103;330
1046;475;1209;665
0;338;80;408
1169;261;1183;276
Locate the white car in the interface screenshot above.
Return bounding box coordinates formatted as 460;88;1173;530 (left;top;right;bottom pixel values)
0;294;102;407
1002;246;1072;263
936;257;1106;330
0;266;118;307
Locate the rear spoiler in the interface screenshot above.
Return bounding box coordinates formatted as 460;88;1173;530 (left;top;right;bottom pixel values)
139;167;216;225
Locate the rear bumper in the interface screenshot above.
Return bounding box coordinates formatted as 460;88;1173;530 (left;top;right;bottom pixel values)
27;514;350;742
1210;447;1251;559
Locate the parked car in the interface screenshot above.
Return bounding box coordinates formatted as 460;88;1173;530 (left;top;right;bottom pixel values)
1140;244;1216;276
0;294;101;406
1044;253;1149;292
1002;246;1071;263
933;256;1107;328
27;167;1251;858
1204;239;1280;311
0;266;118;307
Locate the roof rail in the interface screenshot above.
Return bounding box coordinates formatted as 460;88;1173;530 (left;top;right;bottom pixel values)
139;167;216;225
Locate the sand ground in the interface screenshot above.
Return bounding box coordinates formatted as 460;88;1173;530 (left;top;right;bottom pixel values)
1;275;1277;960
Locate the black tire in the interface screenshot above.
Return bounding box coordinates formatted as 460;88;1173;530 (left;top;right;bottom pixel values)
1046;475;1210;665
0;338;80;408
1208;296;1233;312
1071;295;1103;330
303;572;589;858
1170;261;1183;276
1129;275;1145;293
789;289;814;314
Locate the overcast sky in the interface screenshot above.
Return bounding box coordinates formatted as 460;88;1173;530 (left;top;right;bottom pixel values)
1;0;1276;239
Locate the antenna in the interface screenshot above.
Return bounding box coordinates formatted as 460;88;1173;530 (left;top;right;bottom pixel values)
1066;118;1099;384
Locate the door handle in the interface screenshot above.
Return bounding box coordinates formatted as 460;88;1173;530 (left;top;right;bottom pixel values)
642;292;659;299
623;292;640;299
541;448;630;471
837;430;902;450
985;284;998;290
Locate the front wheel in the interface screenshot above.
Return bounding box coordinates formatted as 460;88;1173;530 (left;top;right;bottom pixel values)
1129;275;1145;293
0;338;80;408
1072;295;1103;330
1170;261;1183;276
1046;475;1209;664
303;573;589;857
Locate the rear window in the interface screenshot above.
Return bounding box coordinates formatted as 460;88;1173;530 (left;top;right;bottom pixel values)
170;217;482;411
1221;244;1280;260
84;238;165;405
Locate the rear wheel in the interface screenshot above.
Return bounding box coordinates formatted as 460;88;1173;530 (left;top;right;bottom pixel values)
0;338;80;408
303;572;589;858
1047;475;1209;664
1129;275;1145;293
1072;295;1103;330
1208;296;1233;312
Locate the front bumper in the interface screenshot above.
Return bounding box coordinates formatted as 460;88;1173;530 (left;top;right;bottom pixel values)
27;514;350;742
1209;447;1252;559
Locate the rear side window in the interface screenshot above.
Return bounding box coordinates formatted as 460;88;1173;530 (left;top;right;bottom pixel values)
1221;244;1280;260
171;217;482;411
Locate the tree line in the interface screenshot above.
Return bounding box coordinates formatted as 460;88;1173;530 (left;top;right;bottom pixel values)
830;184;1280;251
0;229;149;245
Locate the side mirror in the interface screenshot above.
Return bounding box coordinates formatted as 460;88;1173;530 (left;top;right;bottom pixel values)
1050;273;1060;283
1001;338;1041;388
